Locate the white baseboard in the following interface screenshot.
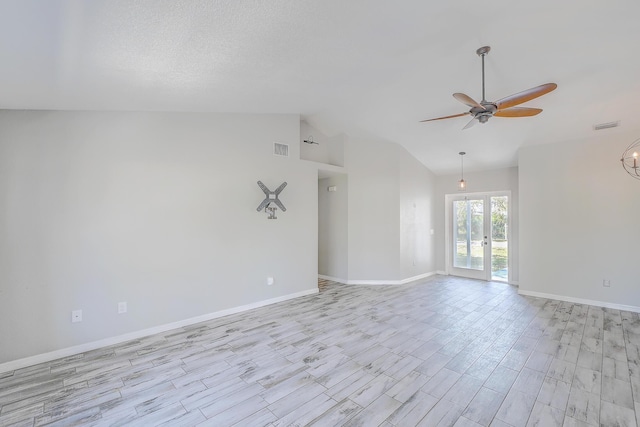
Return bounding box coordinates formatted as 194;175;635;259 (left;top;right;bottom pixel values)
318;274;347;284
345;272;436;286
0;288;318;375
518;289;640;313
433;270;516;286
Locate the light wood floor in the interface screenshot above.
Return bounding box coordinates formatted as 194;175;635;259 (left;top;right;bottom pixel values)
1;276;640;426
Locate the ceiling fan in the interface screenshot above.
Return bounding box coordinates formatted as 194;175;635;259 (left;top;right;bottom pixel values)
421;46;557;129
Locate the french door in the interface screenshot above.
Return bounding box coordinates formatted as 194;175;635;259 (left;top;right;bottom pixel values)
446;192;510;282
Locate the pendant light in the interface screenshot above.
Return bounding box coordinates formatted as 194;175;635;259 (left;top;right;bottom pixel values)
621;138;640;180
458;152;466;191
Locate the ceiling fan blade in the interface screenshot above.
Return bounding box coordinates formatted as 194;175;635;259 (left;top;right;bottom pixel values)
495;83;557;110
453;93;484;110
462;118;477;130
494;107;543;117
420;112;469;122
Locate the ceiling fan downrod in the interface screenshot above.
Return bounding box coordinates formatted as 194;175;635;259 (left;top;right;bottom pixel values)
476;46;490;104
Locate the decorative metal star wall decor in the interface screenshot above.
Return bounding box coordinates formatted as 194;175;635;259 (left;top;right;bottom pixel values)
256;181;287;219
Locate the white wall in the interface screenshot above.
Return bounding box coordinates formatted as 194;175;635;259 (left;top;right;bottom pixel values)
435;167;519;282
346;138;436;282
399;148;437;278
519;132;640;308
346;138;399;280
318;174;348;280
0;110;318;364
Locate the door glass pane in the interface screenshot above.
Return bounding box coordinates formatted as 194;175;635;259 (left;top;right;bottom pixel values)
453;199;484;270
491;196;508;281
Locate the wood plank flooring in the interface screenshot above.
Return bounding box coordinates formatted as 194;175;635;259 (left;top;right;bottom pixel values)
1;275;640;426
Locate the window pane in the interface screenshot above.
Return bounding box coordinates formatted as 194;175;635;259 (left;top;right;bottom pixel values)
453;199;484;270
491;196;508;281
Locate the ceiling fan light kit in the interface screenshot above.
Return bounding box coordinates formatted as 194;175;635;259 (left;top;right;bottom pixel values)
421;46;557;129
621;138;640;180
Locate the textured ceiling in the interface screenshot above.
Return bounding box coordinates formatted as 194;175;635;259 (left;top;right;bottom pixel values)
1;0;639;174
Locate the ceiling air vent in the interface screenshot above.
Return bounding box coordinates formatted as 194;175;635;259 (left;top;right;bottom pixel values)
593;121;620;131
273;142;289;157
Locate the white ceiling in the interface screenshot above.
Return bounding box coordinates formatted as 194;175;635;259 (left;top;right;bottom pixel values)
1;0;639;174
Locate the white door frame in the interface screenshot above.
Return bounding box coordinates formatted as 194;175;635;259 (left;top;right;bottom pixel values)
445;190;511;282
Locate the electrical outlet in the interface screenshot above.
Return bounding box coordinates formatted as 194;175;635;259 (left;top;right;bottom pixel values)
118;301;127;314
71;309;82;323
267;277;274;286
603;280;611;287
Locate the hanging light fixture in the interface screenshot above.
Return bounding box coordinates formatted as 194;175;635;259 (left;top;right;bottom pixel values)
303;135;318;145
458;152;466;190
621;138;640;180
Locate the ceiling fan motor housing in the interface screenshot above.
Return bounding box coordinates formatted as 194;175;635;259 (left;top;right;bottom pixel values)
471;103;497;123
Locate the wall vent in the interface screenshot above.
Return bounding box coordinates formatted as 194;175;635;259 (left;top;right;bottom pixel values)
273;142;289;157
594;121;620;131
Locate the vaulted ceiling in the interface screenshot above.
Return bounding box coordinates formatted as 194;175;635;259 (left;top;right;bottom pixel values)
1;1;639;174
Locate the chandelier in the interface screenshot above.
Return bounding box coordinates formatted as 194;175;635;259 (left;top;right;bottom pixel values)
621;138;640;180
